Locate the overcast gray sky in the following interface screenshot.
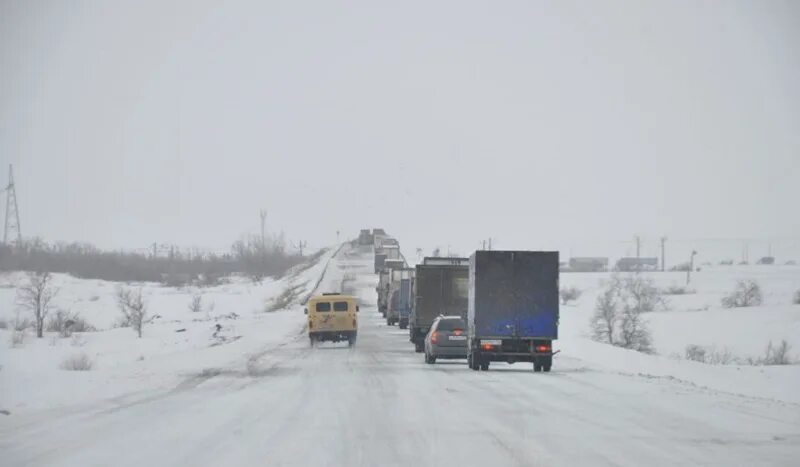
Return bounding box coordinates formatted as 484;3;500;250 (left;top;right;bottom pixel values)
1;0;799;261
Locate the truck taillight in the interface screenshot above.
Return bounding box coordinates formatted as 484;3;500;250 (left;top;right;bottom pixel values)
535;344;551;353
431;331;439;344
481;343;496;351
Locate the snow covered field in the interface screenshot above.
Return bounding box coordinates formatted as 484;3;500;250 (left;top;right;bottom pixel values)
1;244;799;466
0;246;339;413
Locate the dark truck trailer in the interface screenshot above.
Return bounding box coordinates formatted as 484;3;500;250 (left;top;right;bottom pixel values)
387;268;414;327
467;251;559;372
374;254;387;274
409;261;469;353
377;259;405;317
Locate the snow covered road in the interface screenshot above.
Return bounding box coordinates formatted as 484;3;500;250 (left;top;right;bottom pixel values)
2;245;799;466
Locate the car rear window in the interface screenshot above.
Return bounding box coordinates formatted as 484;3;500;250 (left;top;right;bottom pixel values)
315;302;331;312
436;319;465;331
333;301;349;312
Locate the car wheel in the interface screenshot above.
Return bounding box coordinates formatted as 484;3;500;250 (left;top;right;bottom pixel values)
414;342;424;353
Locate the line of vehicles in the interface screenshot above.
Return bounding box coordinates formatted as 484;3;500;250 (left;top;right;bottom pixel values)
365;228;560;372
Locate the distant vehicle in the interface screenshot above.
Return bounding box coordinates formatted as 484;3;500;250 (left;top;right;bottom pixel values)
422;256;470;266
358;229;373;246
306;293;359;347
756;256;775;265
786;260;797;266
410;260;469;352
567;257;608;272
467;251;559;372
424;316;468;363
374;253;387;274
372;228;387;237
379;237;399;247
387;268;414;327
377;259;406;317
615;257;658;272
378;244;401;260
719;259;734;266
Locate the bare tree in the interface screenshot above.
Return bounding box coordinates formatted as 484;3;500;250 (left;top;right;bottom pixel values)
16;271;59;338
116;287;148;338
721;279;763;308
623;275;664;312
763;340;792;365
618;301;653;353
792;289;800;305
591;280;620;344
590;274;653;352
188;293;203;313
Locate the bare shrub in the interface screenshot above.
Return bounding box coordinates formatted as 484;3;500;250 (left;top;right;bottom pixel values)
16;271;59;338
663;285;696;295
116;287;148;338
623;275;665;312
589;275;654;352
685;344;736;364
618;301;653;353
763;340;793;365
560;287;582;305
721;280;763;308
591;279;620;345
60;353;93;371
46;310;96;337
188;294;203;313
706;347;736;365
793;290;800;305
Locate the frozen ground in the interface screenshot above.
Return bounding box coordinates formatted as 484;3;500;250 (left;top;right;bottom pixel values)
1;245;799;466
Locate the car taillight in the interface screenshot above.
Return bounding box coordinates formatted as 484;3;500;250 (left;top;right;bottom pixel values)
431;332;439;344
453;329;463;336
535;344;551;353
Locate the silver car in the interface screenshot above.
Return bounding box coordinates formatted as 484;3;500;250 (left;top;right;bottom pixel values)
424;316;468;364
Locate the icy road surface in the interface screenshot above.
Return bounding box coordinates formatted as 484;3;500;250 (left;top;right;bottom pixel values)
2;245;799;467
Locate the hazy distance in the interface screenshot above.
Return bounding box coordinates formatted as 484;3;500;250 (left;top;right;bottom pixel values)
2;0;798;261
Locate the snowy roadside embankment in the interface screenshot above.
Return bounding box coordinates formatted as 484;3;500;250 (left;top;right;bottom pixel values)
558;268;800;404
0;244;343;415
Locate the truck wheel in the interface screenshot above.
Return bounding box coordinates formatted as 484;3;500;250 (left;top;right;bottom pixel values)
480;360;489;371
543;364;551;372
309;336;316;347
533;363;542;372
399;322;407;330
414;342;424;353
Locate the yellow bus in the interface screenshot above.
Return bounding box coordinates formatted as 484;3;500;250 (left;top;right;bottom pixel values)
305;293;359;347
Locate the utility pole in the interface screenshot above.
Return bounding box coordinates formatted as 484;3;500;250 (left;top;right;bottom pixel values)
660;237;667;272
259;209;267;249
294;240;308;256
488;237;492;251
482;240;486;251
635;235;641;260
686;250;697;285
3;164;22;246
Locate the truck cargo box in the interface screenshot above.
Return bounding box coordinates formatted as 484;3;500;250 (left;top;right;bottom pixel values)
468;250;559;340
409;263;469;351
